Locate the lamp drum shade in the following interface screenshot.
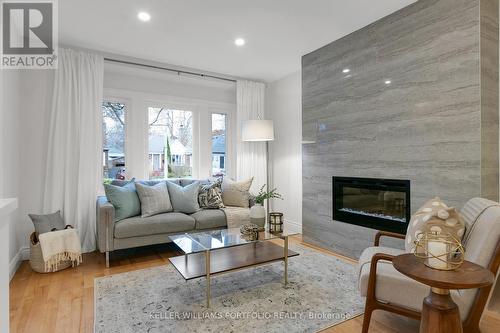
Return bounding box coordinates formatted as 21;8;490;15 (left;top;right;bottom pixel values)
241;120;275;141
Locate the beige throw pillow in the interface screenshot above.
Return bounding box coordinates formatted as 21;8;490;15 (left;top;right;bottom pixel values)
405;197;465;252
221;177;253;208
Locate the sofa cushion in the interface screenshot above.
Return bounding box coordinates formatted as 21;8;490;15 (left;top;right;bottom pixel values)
167;181;201;214
191;209;227;230
358;246;473;318
135;181;173;217
114;212;195;238
111;178;181;187
221;177;253;208
104;182;141;221
198;180;225;209
181;178;210;187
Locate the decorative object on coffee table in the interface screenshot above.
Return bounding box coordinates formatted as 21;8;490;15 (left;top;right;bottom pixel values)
240;223;260;241
269;212;284;234
413;232;465;270
251;184;282;228
393;253;494;333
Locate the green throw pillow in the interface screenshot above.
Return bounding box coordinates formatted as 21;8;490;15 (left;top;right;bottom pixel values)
104;182;141;221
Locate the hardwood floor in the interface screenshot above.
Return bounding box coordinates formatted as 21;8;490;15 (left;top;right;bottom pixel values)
9;236;500;333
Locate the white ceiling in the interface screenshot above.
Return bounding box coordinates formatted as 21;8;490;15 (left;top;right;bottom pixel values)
60;0;416;82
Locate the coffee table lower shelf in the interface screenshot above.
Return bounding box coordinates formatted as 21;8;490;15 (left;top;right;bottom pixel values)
169;241;299;307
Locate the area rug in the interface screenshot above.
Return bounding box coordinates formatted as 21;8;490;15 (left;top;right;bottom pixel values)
94;244;365;333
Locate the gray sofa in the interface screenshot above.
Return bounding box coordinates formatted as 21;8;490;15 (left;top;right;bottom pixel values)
96;178;250;267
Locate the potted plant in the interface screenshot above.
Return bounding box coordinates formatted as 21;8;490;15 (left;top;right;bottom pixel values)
250;185;283;229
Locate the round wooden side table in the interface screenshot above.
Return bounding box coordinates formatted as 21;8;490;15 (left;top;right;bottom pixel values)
392;254;494;333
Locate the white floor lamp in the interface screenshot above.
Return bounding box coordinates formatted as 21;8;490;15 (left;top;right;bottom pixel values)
242;119;275;225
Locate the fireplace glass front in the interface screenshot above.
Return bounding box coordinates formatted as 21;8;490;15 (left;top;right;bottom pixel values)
333;177;410;233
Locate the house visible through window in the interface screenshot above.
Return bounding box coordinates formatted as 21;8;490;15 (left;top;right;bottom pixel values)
148;107;193;179
102;101;125;180
211;113;226;176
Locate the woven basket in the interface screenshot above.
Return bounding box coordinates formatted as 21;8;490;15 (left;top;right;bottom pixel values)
29;232;72;273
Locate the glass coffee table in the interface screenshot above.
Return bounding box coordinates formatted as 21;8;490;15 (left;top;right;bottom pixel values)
168;228;299;308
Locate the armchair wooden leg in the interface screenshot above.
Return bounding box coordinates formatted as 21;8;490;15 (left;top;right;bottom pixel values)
105;251;109;268
361;302;375;333
361;253;397;333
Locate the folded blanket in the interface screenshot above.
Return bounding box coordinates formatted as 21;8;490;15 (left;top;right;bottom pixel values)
222;206;251;229
38;228;82;272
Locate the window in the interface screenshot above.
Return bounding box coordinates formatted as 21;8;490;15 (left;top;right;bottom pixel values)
148;107;193;179
211;113;227;176
102;101;125;180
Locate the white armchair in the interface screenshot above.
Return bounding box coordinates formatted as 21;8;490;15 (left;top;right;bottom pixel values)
357;197;500;333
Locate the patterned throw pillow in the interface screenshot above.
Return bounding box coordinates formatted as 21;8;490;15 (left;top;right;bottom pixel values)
135;182;173;217
221;177;253;208
199;180;225;209
405;197;465;252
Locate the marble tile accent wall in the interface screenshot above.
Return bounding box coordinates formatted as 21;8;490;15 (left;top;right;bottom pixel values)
302;0;499;258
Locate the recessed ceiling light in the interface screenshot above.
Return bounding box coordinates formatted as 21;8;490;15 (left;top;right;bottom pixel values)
342;68;350;73
138;12;151;22
234;38;246;46
385;80;392;85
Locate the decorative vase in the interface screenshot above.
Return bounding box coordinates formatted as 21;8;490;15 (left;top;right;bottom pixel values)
250;203;266;229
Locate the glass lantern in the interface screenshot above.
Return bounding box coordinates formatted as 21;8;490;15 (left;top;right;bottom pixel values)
268;212;284;234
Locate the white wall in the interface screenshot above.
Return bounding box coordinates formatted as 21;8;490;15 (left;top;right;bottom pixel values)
1;70;22;265
1;69;54;278
266;71;302;233
1;69;21;333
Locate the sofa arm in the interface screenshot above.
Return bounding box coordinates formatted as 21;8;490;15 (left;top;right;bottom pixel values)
96;196;115;253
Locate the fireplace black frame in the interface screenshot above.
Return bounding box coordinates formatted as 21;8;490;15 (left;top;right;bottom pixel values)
332;176;410;234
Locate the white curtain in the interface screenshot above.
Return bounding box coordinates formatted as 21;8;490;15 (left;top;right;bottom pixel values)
236;80;267;193
43;49;104;252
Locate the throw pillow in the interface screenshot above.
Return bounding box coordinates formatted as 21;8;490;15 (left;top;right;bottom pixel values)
198;179;225;209
221;177;253;208
104;182;141;221
405;197;465;252
28;210;66;235
167;181;201;214
135;181;173;217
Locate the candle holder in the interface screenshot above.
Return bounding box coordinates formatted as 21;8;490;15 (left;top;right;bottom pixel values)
413;231;465;270
268;212;284;234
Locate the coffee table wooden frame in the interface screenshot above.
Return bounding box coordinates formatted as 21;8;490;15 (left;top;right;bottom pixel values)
169;234;299;308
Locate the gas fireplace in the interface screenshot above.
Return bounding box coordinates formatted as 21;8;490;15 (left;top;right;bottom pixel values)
332;177;410;234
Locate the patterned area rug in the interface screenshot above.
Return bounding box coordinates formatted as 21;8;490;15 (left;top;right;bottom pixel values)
94;244;364;333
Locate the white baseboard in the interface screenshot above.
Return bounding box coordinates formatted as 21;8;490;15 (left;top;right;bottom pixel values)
9;246;29;281
284;219;302;234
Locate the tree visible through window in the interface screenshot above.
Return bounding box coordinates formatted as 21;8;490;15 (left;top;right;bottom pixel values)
211;113;226;176
102;102;125;181
148;107;193;179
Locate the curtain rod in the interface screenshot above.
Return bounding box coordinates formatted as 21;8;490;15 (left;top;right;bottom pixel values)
104;58;237;83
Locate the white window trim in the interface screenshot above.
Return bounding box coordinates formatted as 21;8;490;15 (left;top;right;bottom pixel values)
104;88;236;181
